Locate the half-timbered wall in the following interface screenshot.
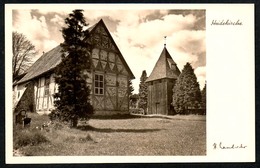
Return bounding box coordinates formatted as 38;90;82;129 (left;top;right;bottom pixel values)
91;47;129;113
34;74;56;114
88;22;130;114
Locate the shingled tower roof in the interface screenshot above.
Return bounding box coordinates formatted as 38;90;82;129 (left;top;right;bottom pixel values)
146;47;180;82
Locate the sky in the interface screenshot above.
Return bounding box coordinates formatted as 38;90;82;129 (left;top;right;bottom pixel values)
12;7;206;93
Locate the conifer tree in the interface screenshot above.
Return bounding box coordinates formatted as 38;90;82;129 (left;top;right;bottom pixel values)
138;70;148;114
172;63;201;114
201;82;206;110
51;10;93;127
128;80;134;97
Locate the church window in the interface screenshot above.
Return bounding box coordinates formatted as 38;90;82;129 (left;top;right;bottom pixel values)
94;74;104;95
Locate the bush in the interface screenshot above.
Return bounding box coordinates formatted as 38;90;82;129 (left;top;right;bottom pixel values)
14;130;49;148
49;108;93;127
48;109;61;121
51;121;64;130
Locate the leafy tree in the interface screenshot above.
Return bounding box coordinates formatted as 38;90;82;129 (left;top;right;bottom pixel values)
138;70;148;114
201;82;206;110
172;63;201;114
51;10;93;127
12;31;37;80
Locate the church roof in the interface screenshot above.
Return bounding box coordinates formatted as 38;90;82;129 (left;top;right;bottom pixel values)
17;46;62;84
16;19;134;85
146;47;180;82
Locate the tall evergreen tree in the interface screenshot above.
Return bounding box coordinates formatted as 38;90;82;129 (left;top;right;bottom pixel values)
201;82;206;110
51;10;93;127
172;63;201;114
138;70;148;114
128;80;134;97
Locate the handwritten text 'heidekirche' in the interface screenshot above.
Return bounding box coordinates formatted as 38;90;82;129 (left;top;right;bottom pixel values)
211;19;242;26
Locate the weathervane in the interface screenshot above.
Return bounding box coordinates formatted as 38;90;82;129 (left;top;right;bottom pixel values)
164;36;167;47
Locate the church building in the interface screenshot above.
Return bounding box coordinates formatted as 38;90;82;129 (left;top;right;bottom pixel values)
146;45;180;115
13;19;135;115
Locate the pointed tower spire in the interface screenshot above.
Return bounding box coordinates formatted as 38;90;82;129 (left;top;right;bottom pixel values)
164;36;167;48
146;46;180;82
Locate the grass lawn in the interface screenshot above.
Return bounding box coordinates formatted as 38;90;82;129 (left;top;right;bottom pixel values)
13;113;206;156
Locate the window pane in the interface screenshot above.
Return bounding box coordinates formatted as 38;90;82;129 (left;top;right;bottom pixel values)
95;88;99;94
100;75;103;81
95;81;99;87
100;89;103;94
95;75;98;80
100;82;103;87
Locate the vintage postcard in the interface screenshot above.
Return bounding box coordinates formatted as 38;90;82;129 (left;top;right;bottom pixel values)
5;4;254;163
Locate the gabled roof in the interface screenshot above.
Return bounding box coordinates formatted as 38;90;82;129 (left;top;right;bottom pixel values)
16;19;134;85
146;47;180;82
13;72;27;86
17;46;62;84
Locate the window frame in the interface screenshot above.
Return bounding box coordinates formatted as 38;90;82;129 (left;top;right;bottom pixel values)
94;74;104;95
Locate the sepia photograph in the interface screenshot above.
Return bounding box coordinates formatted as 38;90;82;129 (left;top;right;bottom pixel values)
5;4;254;163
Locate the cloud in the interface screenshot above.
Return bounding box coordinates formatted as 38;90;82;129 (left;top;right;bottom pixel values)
13;10;53;58
194;66;206;90
12;9;205;93
13;10;66;60
50;14;64;26
167;29;206;70
109;12;205;93
13;10;50;41
35;8;71;16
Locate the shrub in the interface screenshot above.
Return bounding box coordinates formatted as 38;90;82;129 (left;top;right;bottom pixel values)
14;130;49;148
48;109;61;121
51;122;64;130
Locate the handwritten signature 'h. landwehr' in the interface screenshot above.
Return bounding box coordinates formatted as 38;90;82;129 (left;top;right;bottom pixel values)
213;142;247;149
